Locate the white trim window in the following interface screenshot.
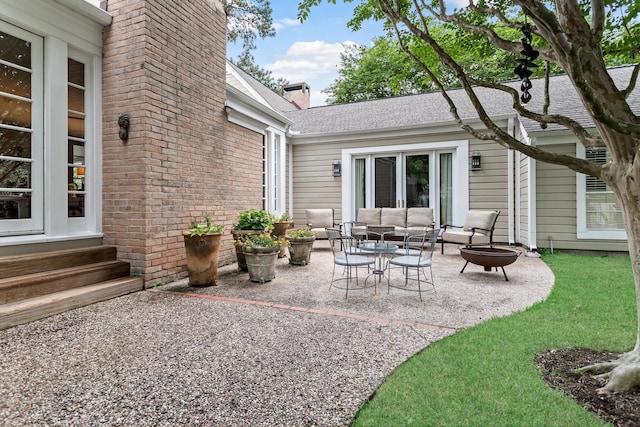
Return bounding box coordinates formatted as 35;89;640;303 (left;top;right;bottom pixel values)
262;129;286;215
577;145;626;239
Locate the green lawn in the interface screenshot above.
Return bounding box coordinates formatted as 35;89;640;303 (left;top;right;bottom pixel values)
354;252;636;426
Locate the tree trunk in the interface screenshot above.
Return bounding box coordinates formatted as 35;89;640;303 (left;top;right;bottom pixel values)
581;152;640;393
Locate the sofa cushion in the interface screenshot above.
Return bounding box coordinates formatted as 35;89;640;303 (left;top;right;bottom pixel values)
357;208;381;225
407;207;434;227
381;208;406;228
463;210;498;233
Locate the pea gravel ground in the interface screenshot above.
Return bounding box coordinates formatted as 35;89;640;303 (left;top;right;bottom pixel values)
0;242;553;426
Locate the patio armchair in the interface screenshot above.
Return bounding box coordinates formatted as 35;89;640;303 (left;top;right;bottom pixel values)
305;209;339;240
440;210;500;254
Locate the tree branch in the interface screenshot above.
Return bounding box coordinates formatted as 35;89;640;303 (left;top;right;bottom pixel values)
621;63;640;99
379;0;602;177
591;0;606;41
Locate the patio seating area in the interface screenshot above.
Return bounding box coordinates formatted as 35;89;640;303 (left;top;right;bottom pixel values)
0;240;553;426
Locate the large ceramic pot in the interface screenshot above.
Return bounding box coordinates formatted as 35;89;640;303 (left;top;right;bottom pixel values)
231;229;262;271
272;221;291;258
287;236;315;266
243;245;280;283
183;232;222;286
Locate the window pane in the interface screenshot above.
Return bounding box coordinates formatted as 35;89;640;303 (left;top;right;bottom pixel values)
68;86;84;113
405;154;429;208
0;159;31;188
354;158;366;215
0;191;30;219
440;153;453;226
586;193;624;229
0;128;31;158
68;58;84;86
68;193;84;217
0;63;31;98
0;94;31;127
0;31;31;68
68;110;85;139
585;148;623;230
374;156;396;208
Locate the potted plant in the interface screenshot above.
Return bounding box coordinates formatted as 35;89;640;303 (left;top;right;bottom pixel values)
183;213;223;286
231;209;274;271
286;228;317;266
272;211;293;258
239;233;288;283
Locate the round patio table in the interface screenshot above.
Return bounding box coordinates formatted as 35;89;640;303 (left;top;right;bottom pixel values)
360;241;399;289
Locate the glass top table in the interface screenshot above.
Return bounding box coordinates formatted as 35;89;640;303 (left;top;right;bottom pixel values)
359;242;399;288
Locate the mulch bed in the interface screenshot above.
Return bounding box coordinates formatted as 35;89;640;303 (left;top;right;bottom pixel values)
535;348;640;427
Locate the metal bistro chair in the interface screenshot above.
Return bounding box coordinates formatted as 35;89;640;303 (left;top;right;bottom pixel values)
387;228;440;301
342;221;367;255
327;228;375;299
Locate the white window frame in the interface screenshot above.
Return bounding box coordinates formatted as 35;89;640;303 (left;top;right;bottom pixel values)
0;22;44;236
263;128;286;215
0;2;105;245
576;144;626;240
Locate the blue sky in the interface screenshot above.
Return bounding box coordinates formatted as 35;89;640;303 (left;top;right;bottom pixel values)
227;1;385;107
84;0;467;107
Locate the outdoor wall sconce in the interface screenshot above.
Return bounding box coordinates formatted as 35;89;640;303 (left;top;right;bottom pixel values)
471;151;482;171
332;159;342;177
118;112;130;141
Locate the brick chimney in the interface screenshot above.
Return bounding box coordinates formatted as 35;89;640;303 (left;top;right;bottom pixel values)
282;83;311;109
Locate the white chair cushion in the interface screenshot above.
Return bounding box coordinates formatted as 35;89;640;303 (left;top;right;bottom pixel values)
463;210;498;232
442;230;491;245
357;208;381;225
407;207;434;227
305;209;334;229
381;208;406;228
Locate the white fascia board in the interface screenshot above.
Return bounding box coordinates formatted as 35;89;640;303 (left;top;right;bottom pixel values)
226;85;292;134
289;114;515;145
0;0;109;52
54;0;112;25
226;62;272;109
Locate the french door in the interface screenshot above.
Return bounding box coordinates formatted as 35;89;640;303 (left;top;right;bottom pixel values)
0;25;44;235
353;151;454;227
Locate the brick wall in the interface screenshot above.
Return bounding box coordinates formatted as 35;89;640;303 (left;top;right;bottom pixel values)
102;0;263;286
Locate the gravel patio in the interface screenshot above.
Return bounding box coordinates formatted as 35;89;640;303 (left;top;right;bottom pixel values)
0;241;553;426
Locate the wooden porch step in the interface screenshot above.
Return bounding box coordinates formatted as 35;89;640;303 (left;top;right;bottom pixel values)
0;260;133;304
0;246;118;279
0;277;144;330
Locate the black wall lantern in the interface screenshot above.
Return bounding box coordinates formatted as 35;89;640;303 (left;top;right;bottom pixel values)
332;159;342;177
471;151;481;171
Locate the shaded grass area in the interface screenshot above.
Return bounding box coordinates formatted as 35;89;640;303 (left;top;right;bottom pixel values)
354;253;636;426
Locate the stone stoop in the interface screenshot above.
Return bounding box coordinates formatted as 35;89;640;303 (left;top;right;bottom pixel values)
0;246;144;330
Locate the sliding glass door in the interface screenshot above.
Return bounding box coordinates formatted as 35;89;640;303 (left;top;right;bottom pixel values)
353;150;454;227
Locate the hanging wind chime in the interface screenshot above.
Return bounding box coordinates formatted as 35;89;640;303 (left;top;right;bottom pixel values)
514;22;539;104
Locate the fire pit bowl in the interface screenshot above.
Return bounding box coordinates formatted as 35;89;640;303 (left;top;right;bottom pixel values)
459;246;520;281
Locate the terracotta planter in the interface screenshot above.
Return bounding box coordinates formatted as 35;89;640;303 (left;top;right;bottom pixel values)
231;229;263;271
243;246;280;283
183;232;222;286
272;222;291;258
286;236;315;266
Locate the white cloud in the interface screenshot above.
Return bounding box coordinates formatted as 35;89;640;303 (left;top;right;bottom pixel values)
266;40;355;84
273;18;301;32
